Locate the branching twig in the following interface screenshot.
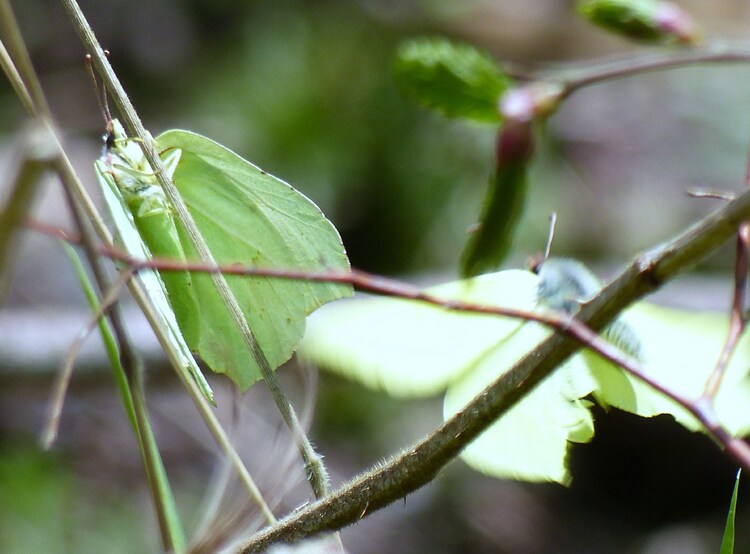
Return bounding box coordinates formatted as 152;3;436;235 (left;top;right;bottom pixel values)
556;41;750;96
26;198;750;550
702;223;750;399
16;8;750;548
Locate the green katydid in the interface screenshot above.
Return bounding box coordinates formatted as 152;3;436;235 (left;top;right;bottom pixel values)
95;107;351;395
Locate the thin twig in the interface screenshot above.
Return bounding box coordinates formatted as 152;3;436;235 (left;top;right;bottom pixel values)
41;268;133;448
25;218;750;417
702;223;750;399
556;41;750;96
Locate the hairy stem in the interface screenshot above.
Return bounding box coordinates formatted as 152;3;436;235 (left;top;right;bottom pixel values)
237;179;750;551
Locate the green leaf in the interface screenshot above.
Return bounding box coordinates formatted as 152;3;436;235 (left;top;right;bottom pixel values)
460;122;533;277
577;0;701;45
301;269;538;397
302;268;598;482
394;37;512;123
443;322;596;482
721;469;741;554
301;260;750;483
586;302;750;435
156;129;352;391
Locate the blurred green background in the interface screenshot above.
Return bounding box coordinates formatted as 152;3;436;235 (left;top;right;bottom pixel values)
3;0;750;552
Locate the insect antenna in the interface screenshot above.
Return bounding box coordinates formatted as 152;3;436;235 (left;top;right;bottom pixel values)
529;211;558;274
85;51;114;149
544;211;557;261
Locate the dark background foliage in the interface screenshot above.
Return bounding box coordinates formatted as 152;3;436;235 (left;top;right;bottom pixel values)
2;1;750;552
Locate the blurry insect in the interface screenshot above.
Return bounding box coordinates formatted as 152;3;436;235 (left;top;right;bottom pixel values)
532;256;642;360
527;213;641;358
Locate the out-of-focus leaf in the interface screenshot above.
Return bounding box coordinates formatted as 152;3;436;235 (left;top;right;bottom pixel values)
577;0;701;45
302;268;597;482
586;302;750;435
301;261;750;483
301;270;538;397
394;37;512;123
460;121;533;277
443;323;596;483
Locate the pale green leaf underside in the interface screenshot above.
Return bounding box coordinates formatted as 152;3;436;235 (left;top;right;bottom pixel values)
301;268;750;483
588;303;750;435
444;323;596;483
301;270;538;397
156;130;352;391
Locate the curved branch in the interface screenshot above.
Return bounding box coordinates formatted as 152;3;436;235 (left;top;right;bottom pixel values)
235;182;750;552
554;41;750;95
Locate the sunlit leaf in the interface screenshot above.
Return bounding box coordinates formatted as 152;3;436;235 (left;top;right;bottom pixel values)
301;260;750;483
302;270;538;397
443;323;596;483
586;303;750;435
302;268;599;482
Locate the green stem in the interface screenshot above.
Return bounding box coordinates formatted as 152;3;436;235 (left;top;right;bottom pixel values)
62;190;187;552
66;246;188;552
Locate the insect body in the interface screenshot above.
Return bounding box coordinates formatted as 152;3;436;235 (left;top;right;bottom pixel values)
95;119;201;351
535;257;642;359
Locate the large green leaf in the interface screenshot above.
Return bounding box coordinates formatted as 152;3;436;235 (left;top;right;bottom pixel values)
301;268;599;482
302;270;538;397
155;129;352;391
300;263;750;483
98;120;351;393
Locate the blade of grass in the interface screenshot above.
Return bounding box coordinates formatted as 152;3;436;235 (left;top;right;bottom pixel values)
63;242;187;553
720;469;742;554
